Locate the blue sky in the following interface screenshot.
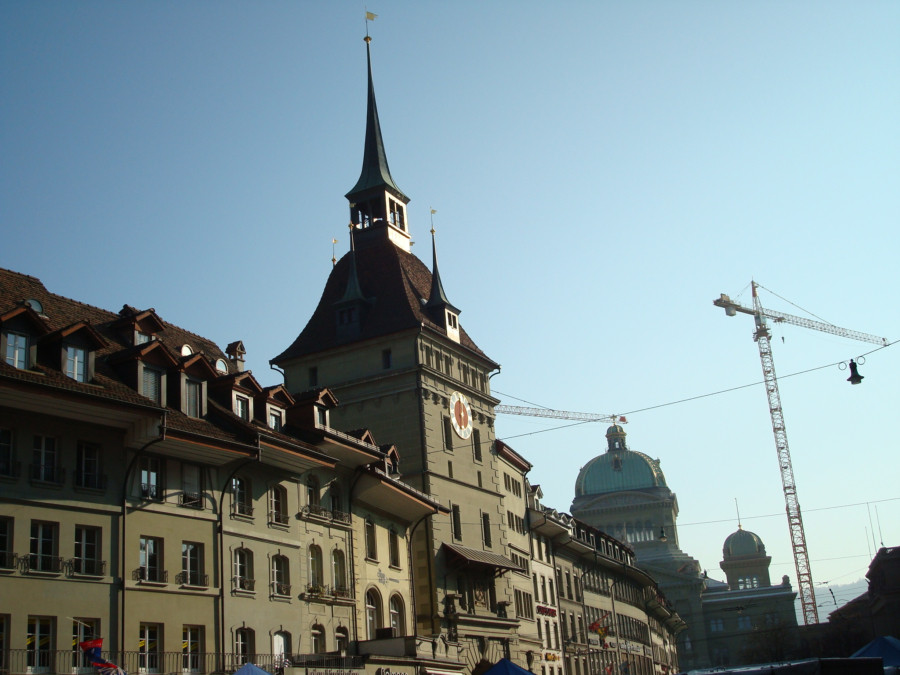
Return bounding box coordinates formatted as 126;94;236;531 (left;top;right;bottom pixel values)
3;1;898;620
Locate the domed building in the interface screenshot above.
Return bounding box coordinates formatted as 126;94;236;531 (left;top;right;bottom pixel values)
571;426;799;670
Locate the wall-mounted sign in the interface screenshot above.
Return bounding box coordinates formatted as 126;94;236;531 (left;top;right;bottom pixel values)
536;605;557;617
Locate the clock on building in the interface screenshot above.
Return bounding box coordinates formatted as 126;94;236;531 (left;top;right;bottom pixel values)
449;391;473;439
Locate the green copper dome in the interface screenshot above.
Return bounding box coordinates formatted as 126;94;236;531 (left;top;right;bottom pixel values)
723;527;766;558
574;426;667;497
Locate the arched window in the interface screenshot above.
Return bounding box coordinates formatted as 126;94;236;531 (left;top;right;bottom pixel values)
234;627;255;664
334;627;349;654
311;623;326;654
365;589;382;639
271;554;290;596
307;475;320;507
332;549;347;595
308;545;323;589
232;477;252;516
272;631;291;668
389;594;405;636
269;485;288;525
233;548;254;591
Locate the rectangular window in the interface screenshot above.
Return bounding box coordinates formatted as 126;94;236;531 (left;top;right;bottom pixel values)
31;435;58;483
5;332;28;369
142;367;162;403
182;626;202;673
308;367;318;388
66;345;87;382
71;618;97;671
451;504;462;541
269;409;282;431
27;616;54;671
140;457;162;500
365;520;377;560
235;396;249;421
185;380;201;418
482;513;492;548
139;536;163;582
74;526;102;576
180;464;202;509
0;518;12;569
0;428;13;478
181;542;205;586
29;521;59;572
472;428;482;462
389;529;401;568
138;623;161;673
443;417;453;451
76;442;102;489
382;349;392;369
447;461;453;479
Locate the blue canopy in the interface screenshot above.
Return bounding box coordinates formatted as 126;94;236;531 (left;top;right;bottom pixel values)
233;664;274;675
482;659;533;675
852;635;900;667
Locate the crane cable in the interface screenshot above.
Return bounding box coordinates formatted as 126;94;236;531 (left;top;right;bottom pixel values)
495;339;898;442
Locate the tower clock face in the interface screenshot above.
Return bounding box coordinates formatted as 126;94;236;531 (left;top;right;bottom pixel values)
449;391;473;439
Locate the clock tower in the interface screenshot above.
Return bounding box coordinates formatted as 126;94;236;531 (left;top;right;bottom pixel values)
272;37;531;672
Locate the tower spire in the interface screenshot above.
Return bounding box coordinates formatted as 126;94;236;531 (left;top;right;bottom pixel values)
426;220;458;314
346;37;408;205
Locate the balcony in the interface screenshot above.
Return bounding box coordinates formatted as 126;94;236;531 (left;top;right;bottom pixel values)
0;459;21;478
232;501;254;517
2;649;366;675
233;575;255;592
271;581;291;597
179;492;203;509
75;471;107;490
176;571;209;587
140;482;162;501
30;463;64;485
301;504;352;525
268;509;290;526
69;557;106;576
133;566;168;583
22;553;64;574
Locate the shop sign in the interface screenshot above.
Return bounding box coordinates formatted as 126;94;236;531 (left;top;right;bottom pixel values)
543;652;559;661
536;605;557;617
375;668;409;675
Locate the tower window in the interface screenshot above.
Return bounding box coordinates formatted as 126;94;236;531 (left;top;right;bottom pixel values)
382;349;392;369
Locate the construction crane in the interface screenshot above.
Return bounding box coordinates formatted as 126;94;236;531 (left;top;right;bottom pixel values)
495;405;626;425
714;281;888;625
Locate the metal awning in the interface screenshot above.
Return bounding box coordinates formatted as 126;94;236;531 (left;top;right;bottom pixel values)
442;542;524;575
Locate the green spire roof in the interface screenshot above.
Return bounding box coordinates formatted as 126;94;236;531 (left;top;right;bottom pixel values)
345;38;408;203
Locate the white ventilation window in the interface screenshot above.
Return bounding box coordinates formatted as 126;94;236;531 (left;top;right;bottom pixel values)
215;358;228;374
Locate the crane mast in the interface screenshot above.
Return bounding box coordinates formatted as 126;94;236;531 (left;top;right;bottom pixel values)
714;281;888;626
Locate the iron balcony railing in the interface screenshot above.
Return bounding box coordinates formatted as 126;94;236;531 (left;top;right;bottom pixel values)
179;492;203;509
268;509;290;526
30;463;64;484
75;471;107;490
233;501;254;517
69;557;107;576
233;575;255;591
176;571;209;587
2;649;366;675
133;566;168;583
20;553;64;574
140;482;162;500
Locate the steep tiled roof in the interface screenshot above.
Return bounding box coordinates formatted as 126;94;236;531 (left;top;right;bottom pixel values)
272;237;495;365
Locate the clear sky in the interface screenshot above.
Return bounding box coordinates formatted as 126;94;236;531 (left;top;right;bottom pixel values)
3;1;898;621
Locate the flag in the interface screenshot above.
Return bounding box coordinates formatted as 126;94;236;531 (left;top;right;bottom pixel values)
366;12;377;21
79;639;126;675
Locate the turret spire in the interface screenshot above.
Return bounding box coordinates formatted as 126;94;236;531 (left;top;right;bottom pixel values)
346;37;408;204
345;36;411;251
425;220;461;343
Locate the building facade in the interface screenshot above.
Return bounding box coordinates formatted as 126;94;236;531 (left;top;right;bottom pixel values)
570;425;798;670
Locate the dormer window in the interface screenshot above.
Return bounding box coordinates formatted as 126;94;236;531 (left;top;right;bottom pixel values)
316;407;328;428
65;345;87;382
269;409;283;432
142;367;163;404
4;332;28;369
447;313;457;330
235;396;249;421
136;332;152;345
185;379;202;417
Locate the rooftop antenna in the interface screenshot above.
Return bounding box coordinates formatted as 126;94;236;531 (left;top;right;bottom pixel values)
332;238;338;267
735;498;742;529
